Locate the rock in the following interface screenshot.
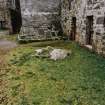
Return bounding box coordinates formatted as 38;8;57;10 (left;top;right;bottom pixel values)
35;46;53;55
50;49;71;60
35;49;43;55
35;46;71;60
45;46;54;51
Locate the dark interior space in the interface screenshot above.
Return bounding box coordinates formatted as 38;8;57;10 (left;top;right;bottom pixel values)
86;16;93;45
10;0;22;34
104;17;105;28
70;17;76;40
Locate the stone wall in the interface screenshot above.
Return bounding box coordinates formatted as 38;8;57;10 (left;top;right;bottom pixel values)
0;0;10;31
60;0;71;36
20;0;61;39
61;0;105;55
0;0;14;34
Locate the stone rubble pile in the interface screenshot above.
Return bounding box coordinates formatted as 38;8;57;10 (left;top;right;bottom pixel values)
35;46;71;60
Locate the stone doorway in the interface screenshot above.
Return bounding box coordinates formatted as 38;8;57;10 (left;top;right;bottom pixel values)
10;0;22;34
0;21;6;30
86;16;93;45
70;17;76;40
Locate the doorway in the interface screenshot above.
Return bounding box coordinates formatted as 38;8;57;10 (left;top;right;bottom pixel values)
70;17;76;40
0;21;6;30
86;16;93;45
10;0;22;34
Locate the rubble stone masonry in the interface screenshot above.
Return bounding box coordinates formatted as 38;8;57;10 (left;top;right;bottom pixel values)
0;0;105;55
61;0;105;55
19;0;60;38
0;0;11;35
0;0;21;34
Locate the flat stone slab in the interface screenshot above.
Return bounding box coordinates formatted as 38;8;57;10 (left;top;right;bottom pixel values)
0;39;17;50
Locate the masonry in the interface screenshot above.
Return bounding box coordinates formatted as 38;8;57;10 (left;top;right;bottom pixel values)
0;0;11;35
61;0;105;54
0;0;22;35
19;0;61;40
0;0;105;55
0;0;60;38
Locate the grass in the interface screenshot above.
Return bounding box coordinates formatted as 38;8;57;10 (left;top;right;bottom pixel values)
6;41;105;105
0;34;17;41
0;48;11;105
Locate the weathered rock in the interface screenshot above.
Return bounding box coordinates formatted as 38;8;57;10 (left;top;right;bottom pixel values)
35;49;44;55
50;49;71;60
35;46;54;58
35;46;53;54
35;46;71;60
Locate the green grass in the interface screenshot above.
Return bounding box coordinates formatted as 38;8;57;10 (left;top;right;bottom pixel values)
0;34;17;41
7;41;105;105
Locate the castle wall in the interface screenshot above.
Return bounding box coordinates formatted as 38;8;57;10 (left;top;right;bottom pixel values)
19;0;60;39
0;0;11;34
61;0;105;55
0;0;19;34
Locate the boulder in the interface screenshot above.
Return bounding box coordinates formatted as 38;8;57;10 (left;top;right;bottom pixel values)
50;49;71;60
35;46;71;60
35;49;44;55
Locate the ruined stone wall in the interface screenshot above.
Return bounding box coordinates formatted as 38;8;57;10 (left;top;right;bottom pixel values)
0;0;9;29
20;0;60;38
61;0;105;55
61;0;71;36
86;0;105;54
0;0;13;34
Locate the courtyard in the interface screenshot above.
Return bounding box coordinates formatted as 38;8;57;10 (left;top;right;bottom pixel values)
0;36;105;105
0;0;105;105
